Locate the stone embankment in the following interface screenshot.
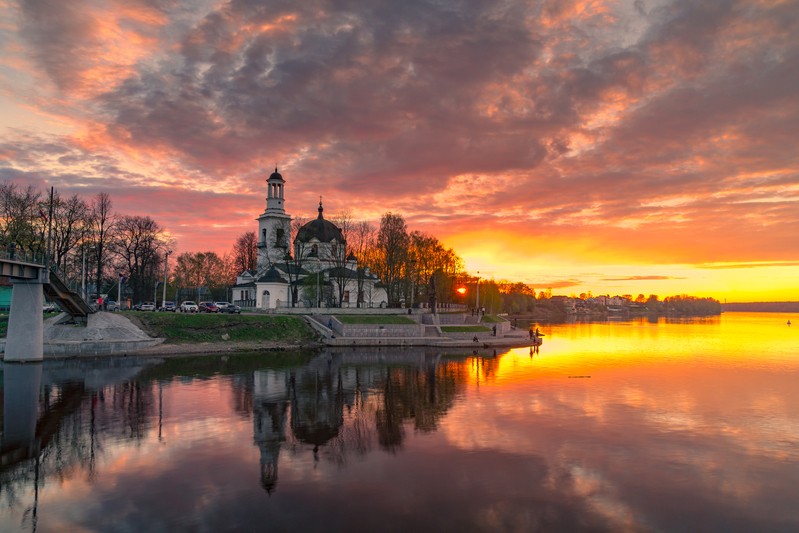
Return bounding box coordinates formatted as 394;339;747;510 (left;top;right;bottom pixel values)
1;311;538;360
306;313;533;349
0;311;164;358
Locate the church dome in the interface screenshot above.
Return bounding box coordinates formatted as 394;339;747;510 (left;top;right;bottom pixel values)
295;201;344;243
268;167;284;181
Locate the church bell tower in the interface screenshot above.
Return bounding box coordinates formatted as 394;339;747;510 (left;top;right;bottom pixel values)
257;168;292;270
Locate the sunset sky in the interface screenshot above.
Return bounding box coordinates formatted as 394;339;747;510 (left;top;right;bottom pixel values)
1;0;797;302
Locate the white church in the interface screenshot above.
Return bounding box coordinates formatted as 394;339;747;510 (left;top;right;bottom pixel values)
231;169;387;310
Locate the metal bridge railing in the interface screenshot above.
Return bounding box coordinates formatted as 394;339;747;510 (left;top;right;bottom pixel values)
0;246;47;265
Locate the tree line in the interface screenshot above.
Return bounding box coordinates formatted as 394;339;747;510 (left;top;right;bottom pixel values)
0;182;171;304
2;180;720;314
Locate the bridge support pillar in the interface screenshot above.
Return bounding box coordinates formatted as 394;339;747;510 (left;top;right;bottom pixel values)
5;276;46;362
3;362;42;452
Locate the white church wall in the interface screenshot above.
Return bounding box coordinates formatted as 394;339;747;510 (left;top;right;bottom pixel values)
255;281;291;309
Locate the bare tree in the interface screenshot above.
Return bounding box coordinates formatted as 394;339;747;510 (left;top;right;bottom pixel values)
50;192;90;275
282;216;308;306
111;215;167;303
328;210;357;307
89;192;115;297
374;213;409;307
232;231;258;273
0;182;45;255
350;221;377;307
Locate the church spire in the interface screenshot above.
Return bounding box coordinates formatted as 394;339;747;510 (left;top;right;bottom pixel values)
317;196;324;219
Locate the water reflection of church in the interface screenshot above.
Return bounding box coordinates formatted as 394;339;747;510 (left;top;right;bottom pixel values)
248;349;498;493
1;349;502;502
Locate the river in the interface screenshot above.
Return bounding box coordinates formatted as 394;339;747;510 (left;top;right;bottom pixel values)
1;312;797;532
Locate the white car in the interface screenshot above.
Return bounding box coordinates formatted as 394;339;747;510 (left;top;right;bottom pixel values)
180;301;199;313
140;302;156;311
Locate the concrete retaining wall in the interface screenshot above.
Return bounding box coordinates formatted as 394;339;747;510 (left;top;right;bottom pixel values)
423;313;467;325
0;338;165;358
339;324;425;337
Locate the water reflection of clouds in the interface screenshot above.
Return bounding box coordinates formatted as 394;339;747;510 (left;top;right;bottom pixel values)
563;464;638;532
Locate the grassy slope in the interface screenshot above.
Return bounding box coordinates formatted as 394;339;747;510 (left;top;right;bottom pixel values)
127;312;316;344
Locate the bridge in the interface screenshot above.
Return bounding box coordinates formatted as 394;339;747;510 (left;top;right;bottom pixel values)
1;249;94;362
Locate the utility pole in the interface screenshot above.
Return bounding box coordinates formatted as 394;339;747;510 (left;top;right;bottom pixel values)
162;250;172;307
46;186;54;267
81;244;86;300
409;258;416;309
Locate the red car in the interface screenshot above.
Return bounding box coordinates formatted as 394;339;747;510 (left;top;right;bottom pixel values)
199;301;220;313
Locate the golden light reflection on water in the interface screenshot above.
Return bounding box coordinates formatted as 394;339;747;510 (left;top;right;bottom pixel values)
434;314;799;531
490;312;799;382
449;312;799;465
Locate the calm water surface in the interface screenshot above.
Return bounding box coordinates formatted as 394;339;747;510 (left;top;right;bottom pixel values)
1;312;798;532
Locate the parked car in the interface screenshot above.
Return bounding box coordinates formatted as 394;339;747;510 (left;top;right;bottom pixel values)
180;301;198;313
216;302;241;314
159;301;177;312
43;303;57;313
199;301;220;313
105;300;119;311
140;302;156;311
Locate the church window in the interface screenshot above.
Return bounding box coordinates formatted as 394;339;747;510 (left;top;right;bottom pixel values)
311;244;318;257
275;228;285;248
343;290;350;303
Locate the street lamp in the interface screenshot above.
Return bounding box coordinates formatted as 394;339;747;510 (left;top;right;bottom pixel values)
162;250;172;308
409;258;417;309
476;271;480;312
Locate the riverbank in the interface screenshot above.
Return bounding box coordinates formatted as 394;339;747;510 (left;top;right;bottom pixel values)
0;311;538;359
0;312;323;359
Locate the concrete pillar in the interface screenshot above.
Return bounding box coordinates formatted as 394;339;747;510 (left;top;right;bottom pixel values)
3;362;42;452
5;278;45;362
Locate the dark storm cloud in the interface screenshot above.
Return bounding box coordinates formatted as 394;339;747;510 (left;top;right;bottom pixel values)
99;0;551;182
17;0;97;91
